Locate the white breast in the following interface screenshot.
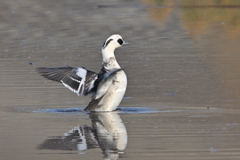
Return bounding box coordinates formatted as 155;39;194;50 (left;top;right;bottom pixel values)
97;70;127;111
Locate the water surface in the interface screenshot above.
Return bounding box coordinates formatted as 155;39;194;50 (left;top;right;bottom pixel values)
1;0;240;159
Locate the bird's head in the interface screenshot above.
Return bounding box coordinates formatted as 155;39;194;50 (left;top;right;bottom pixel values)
102;34;130;51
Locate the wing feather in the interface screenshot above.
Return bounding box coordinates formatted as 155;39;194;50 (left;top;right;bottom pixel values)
37;67;98;96
37;67;74;82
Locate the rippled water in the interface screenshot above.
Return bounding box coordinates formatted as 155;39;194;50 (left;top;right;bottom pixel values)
1;0;240;159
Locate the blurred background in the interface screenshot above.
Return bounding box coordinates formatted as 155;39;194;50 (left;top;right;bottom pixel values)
0;0;240;160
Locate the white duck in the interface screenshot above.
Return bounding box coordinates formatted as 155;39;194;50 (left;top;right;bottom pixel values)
37;34;129;111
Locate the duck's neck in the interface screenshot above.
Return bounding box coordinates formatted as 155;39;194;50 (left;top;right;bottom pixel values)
101;47;121;70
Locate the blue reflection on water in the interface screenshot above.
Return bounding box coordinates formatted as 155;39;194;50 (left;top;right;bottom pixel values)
33;107;183;114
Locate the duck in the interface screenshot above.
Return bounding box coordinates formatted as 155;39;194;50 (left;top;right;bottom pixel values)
37;34;129;111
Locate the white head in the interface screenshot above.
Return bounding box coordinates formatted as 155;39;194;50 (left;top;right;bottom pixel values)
102;34;129;52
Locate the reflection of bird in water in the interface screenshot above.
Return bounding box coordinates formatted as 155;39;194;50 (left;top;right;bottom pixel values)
38;112;128;160
91;112;127;160
37;34;129;111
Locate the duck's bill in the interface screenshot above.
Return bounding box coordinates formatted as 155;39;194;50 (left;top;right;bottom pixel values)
123;41;130;45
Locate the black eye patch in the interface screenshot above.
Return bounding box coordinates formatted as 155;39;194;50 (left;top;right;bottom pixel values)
117;39;123;45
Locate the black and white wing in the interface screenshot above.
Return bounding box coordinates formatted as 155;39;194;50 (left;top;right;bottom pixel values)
37;67;98;96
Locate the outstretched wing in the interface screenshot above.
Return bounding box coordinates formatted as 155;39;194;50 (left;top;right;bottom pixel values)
37;67;98;96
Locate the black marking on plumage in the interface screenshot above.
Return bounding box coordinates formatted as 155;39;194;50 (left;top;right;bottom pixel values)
104;57;116;69
101;69;122;83
92;66;109;91
61;73;81;91
99;66;108;75
88;68;105;97
117;39;123;45
103;39;113;49
79;84;84;94
97;67;122;85
37;67;74;82
84;73;98;95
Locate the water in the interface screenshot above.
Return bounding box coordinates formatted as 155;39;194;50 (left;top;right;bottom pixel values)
1;0;240;159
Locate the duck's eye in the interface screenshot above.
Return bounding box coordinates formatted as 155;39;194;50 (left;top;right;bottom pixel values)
117;39;123;45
